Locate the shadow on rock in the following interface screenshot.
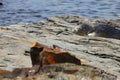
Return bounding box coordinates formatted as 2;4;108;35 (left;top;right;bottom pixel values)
0;42;117;80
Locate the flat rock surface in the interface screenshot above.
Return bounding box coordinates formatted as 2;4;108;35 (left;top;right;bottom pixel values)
0;63;117;80
0;15;120;80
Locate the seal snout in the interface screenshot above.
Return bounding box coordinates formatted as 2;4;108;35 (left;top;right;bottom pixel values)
72;24;93;36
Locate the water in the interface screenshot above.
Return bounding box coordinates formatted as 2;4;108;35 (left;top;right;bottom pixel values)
0;0;120;26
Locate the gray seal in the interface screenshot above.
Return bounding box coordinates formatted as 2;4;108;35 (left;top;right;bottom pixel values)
72;24;93;36
89;24;120;39
72;23;120;39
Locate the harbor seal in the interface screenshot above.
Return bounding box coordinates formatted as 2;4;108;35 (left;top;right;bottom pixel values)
72;24;93;36
89;24;120;39
73;23;120;39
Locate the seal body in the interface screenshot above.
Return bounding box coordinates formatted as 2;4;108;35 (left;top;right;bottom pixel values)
73;23;120;39
91;24;120;39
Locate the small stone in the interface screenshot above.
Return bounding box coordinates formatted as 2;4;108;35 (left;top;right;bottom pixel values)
0;64;7;67
55;67;63;72
24;53;30;56
7;53;15;55
47;74;55;78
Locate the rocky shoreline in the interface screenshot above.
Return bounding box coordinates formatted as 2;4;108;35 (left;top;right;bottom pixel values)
0;15;120;80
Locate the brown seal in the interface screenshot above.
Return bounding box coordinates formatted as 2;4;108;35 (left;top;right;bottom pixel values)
30;42;81;67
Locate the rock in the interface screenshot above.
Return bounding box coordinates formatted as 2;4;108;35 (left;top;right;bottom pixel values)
0;64;7;67
0;15;120;79
0;63;117;80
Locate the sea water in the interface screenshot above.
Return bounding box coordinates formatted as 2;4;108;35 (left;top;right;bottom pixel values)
0;0;120;26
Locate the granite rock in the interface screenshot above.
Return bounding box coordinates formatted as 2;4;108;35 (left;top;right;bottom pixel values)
0;15;120;80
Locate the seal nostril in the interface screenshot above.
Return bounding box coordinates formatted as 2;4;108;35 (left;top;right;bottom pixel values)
0;3;3;5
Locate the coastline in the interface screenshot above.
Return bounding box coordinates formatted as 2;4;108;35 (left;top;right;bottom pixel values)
0;15;120;80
